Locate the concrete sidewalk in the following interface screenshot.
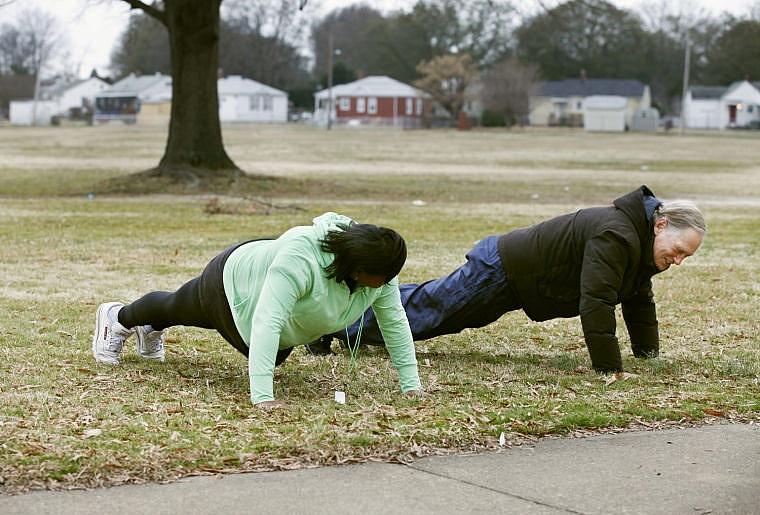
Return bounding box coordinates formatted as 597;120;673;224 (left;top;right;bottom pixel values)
2;424;758;514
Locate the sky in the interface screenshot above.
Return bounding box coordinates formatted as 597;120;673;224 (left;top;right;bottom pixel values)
1;0;757;79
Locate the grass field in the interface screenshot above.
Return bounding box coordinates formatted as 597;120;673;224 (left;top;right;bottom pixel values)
0;124;758;493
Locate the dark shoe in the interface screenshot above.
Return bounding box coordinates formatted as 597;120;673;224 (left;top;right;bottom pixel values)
305;335;333;355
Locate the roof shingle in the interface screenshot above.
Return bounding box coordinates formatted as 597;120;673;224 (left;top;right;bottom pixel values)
538;78;646;98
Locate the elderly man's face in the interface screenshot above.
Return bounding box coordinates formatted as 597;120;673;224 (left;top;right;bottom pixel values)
652;218;703;271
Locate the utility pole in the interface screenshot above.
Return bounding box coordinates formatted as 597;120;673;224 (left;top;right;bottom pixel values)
31;63;42;127
680;39;691;135
327;33;334;131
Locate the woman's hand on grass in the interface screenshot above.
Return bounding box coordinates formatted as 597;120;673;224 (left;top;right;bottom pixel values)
605;372;638;385
404;389;424;399
255;400;286;409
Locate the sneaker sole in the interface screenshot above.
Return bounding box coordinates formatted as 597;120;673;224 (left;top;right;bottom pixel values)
93;301;121;365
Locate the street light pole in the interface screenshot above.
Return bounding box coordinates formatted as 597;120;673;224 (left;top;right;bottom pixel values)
327;33;334;131
680;38;691;135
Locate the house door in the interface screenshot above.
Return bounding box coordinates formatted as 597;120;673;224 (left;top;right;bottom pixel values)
728;105;737;124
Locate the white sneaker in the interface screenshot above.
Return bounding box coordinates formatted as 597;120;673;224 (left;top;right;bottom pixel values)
92;302;133;365
135;325;165;362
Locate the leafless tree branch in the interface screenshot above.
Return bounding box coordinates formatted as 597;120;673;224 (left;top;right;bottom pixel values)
120;0;167;25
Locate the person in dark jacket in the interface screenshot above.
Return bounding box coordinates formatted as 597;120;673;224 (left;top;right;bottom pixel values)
311;186;706;375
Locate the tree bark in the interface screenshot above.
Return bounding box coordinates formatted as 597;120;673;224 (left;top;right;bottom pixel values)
121;0;239;183
161;0;237;176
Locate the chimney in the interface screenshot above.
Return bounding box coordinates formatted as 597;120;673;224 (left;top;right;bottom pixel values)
580;69;587;82
217;67;224;79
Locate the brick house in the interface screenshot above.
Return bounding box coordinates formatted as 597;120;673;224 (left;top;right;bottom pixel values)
314;75;430;128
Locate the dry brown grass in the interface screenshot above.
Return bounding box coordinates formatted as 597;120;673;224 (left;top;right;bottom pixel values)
0;124;758;493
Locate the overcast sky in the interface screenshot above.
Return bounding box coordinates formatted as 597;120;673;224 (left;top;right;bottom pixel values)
2;0;757;78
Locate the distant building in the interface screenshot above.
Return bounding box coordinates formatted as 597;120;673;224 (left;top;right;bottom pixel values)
313;76;430;128
684;86;726;129
94;72;172;124
218;75;287;123
9;76;110;125
583;96;628;132
0;74;35;120
684;81;760;130
630;108;660;132
95;73;287;125
529;78;650;128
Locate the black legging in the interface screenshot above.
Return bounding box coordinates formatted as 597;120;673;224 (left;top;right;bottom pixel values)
118;240;294;366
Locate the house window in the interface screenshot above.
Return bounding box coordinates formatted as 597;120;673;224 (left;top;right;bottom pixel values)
339;97;350;111
368;97;377;114
576;101;582;110
357;97;366;113
406;98;413;115
416;98;422;115
262;95;273;111
749;105;754;113
249;95;259;110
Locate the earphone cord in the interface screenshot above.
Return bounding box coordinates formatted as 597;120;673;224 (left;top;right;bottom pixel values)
345;315;364;374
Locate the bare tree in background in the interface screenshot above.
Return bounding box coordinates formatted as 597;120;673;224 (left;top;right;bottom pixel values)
15;8;61;126
0;25;33;74
220;0;312;90
414;53;477;123
481;58;539;126
749;0;760;20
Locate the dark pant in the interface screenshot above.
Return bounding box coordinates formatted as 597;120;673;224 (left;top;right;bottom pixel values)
119;240;294;365
333;235;522;345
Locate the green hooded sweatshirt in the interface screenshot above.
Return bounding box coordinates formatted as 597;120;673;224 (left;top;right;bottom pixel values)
222;212;421;404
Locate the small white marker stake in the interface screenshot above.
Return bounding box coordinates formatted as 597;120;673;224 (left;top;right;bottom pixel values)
334;391;346;404
499;432;506;447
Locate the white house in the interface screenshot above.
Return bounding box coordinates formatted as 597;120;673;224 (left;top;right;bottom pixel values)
719;81;760;128
9;99;57;125
583;96;627;132
530;78;650;128
684;81;760;130
684;86;726;129
218;75;287;123
313;75;430;128
9;76;110;125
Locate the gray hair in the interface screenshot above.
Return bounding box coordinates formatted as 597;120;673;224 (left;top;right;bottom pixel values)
654;200;707;234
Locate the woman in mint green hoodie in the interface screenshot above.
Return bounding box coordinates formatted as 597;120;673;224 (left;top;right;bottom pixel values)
92;212;422;408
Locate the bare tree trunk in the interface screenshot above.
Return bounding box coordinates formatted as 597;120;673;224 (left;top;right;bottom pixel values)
158;0;238;179
120;0;240;186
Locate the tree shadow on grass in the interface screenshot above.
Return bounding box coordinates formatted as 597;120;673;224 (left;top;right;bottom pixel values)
95;167;318;196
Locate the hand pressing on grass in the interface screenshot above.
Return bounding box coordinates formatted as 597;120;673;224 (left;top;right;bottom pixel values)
256;400;286;410
605;372;638;386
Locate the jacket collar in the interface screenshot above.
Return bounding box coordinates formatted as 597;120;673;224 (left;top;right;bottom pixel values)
613;185;659;276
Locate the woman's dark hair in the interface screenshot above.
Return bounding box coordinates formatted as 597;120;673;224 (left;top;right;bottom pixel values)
320;223;407;284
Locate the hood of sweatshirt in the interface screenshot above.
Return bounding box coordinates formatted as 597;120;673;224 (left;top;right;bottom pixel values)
311;211;355;268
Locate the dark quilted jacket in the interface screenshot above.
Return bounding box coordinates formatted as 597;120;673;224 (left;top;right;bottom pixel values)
498;186;661;372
